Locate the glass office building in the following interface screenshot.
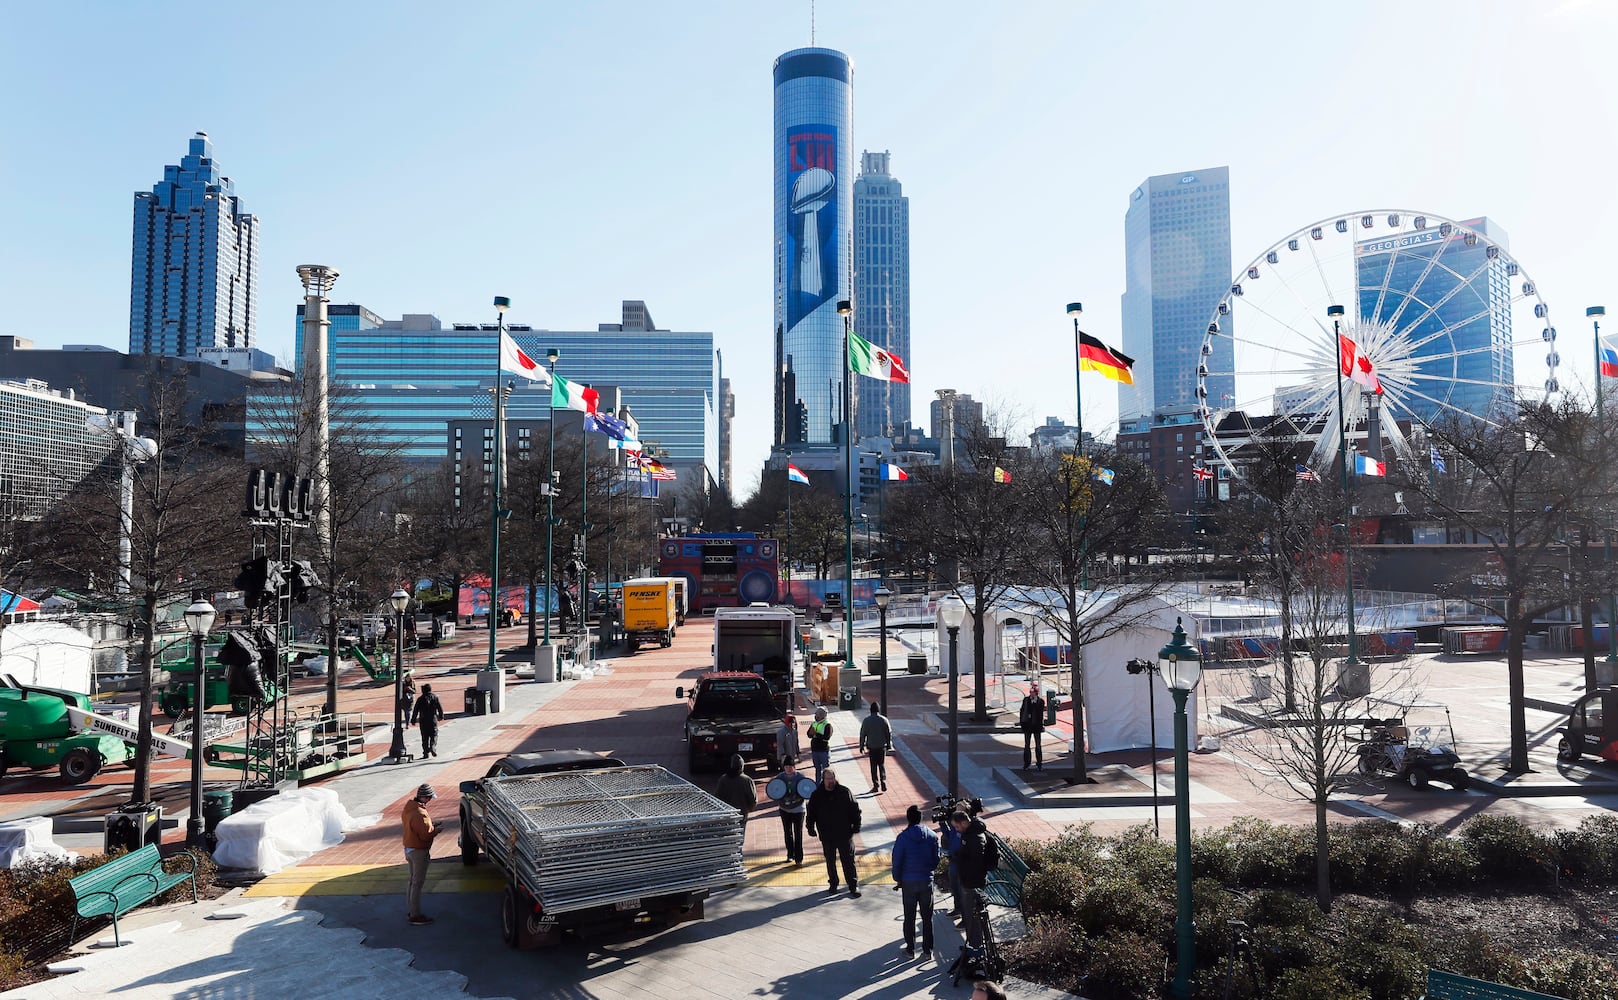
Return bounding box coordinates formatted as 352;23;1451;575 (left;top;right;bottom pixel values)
0;379;117;520
1119;166;1233;419
129;133;259;358
853;150;910;439
774;47;853;448
259;301;716;477
1355;217;1513;423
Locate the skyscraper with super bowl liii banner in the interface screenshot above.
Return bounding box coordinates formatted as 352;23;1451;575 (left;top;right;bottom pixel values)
773;47;853;450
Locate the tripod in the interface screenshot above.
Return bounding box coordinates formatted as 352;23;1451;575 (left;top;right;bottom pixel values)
948;889;1005;987
1222;919;1265;998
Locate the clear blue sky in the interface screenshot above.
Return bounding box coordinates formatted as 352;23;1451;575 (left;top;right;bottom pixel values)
3;2;1615;495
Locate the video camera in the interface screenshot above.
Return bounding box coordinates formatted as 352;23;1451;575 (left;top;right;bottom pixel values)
931;794;984;826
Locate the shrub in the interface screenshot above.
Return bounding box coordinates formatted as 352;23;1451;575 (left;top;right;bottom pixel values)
1083;929;1166;1000
1074;874;1169;937
1221;816;1314;887
1269;966;1371;1000
1518;949;1618;1000
1330;820;1415;895
1432;931;1531;986
1020;863;1090;922
1028;822;1107;872
1107;824;1175;893
1241;890;1324;975
1189;878;1247;965
1457;815;1556;887
1554;813;1618;884
1004;916;1088;992
1329;908;1429;1000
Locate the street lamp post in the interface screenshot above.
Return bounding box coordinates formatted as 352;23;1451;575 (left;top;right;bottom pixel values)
388;589;410;762
489;296;511;678
838;299;856;670
875;587;892;715
939;594;967;797
1590;306;1618;672
543;348;561;648
1125;657;1161;836
1329;305;1361;667
1159;617;1202;999
183;594;216;849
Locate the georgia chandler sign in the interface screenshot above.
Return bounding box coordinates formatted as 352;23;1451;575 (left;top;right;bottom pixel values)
243;469;315;524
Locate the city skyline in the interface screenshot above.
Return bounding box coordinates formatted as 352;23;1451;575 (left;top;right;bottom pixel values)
4;3;1617;496
853;149;911;439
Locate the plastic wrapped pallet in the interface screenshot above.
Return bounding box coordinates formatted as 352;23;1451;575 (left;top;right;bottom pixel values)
213;787;378;874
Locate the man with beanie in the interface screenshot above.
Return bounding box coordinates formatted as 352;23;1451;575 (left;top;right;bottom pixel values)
807;707;833;783
951;808;993;961
891;804;940;957
859;700;893;792
714;753;757;828
401;783;438;925
806;767;862;897
775;714;800;771
410;683;445;758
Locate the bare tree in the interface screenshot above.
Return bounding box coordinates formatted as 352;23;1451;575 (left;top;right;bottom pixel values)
42;376;245;803
1017;446;1174;782
886;418;1033;721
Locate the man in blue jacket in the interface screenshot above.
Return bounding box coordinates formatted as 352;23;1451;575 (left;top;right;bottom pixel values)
891;804;941;957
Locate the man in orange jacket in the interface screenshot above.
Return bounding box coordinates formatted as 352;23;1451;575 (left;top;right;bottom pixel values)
401;783;438;925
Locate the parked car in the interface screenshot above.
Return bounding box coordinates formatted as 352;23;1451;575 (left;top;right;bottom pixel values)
1557;688;1618;764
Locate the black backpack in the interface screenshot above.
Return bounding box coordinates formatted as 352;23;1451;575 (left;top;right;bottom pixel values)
983;831;1004;872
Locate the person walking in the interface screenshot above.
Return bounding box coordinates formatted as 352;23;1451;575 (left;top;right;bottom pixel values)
1019;687;1047;771
892;804;940;958
776;755;807;865
806;767;862;897
401;783;438;925
714;753;757;829
951;808;993;963
807;707;833;783
410;683;445;758
858;701;893;792
775;714;800;771
399;673;418;723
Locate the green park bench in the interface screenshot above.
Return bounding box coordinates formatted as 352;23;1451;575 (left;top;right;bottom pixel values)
983;832;1029;909
1426;969;1559;1000
68;843;198;946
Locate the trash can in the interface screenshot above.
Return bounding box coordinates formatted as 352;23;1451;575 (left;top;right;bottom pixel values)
1046;696;1059;727
837;667;862;712
866;653;886;677
464;686;491;716
476;668;504;714
907;653;928;675
202;789;233;836
105;803;162;853
1336;660;1371;698
232;786;279;814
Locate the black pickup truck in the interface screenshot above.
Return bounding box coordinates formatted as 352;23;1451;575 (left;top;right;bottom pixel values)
676;672;784;773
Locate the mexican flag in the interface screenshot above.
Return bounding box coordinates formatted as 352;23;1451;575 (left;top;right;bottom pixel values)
849;330;910;383
552;374;599;415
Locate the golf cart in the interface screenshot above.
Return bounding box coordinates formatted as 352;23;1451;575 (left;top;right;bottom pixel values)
1557;688;1618;765
1354;697;1471;791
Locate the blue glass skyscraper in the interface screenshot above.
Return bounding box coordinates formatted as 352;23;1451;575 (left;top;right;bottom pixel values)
1355;217;1513;423
853;150;910;439
1120;167;1233;419
774;47;853;448
129;133;259;357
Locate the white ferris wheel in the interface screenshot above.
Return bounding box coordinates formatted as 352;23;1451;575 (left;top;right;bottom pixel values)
1197;210;1558;481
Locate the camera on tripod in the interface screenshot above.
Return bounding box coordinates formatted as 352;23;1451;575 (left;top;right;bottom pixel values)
931;794;983;825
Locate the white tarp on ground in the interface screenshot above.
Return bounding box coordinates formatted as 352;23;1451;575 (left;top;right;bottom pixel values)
212;787;378;875
0;622;93;694
942;587;1199;753
0;815;73;868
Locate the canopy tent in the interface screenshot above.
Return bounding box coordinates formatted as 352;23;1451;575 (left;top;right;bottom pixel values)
936;586;1199;753
1;621;94;694
0;590;41;623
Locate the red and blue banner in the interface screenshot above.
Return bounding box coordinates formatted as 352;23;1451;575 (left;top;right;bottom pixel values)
785;124;839;333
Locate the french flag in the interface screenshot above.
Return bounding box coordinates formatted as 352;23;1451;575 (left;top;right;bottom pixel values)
787;464;811;486
1354;454;1386;477
1601;346;1618;379
880;463;909;481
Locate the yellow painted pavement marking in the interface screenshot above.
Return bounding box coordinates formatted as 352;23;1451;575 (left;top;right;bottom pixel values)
244;853;897;897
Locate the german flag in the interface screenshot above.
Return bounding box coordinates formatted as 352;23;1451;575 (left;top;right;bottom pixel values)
993;467;1012;484
1078;333;1135;384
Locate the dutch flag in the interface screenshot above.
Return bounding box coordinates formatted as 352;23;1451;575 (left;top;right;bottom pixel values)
787;464;811;486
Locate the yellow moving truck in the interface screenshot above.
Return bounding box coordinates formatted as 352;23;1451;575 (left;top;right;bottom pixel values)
622;578;678;650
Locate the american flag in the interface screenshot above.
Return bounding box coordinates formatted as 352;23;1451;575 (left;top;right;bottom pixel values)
1295;464;1318;482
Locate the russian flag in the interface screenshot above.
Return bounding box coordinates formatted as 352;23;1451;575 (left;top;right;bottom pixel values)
880;463;909;481
1354;454;1386;477
787;464;811;486
1601;346;1618;379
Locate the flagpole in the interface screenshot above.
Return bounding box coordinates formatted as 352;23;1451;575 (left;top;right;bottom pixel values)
839;299;855;670
489;297;511;674
879;470;886;583
1068;303;1088;590
784;453;793;606
543;349;560;649
580;409;589;636
1592;307;1617;670
1330;305;1360;667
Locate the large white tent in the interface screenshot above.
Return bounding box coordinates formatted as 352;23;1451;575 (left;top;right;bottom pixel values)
0;622;94;694
936;587;1199;752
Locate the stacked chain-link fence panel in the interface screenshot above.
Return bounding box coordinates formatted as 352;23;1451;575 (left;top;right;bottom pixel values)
480;765;746;914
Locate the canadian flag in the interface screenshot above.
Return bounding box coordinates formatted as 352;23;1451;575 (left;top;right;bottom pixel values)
1339;333;1382;394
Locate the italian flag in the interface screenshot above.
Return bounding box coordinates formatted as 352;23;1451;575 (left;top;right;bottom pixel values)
849;330;910;383
552;374;599;415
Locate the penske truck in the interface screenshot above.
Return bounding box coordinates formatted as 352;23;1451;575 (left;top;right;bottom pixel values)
621;578;677;650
